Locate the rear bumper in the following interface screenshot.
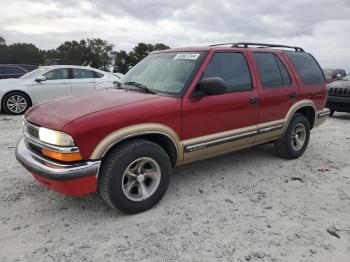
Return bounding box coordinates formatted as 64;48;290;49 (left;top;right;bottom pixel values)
326;95;350;112
15;139;100;196
314;108;330;127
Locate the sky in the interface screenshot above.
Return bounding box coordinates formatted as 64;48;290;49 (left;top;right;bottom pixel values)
0;0;350;71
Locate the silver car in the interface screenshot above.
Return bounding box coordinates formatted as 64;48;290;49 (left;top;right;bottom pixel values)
0;65;120;114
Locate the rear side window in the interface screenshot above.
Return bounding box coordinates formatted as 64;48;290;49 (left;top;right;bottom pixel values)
94;71;104;78
285;52;325;84
2;66;25;74
276;58;291;85
254;53;291;88
202;52;252;92
73;69;94;79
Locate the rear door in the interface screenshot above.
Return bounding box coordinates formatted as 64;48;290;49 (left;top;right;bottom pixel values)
34;68;72;102
71;68;95;95
251;51;298;124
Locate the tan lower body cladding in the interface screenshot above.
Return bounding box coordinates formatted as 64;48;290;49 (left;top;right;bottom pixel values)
181;104;330;164
182;120;285;164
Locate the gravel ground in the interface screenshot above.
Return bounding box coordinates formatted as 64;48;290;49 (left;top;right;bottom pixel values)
0;113;349;262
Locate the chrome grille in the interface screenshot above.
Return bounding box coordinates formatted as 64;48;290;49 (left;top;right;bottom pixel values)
24;121;40;140
328;87;350;97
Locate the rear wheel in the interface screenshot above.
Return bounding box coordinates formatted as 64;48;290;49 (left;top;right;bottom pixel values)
274;113;310;159
2;92;30;115
99;139;172;214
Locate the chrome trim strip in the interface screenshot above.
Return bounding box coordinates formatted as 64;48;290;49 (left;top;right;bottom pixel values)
185;130;258;152
258;123;284;134
318;110;330;118
25;136;79;153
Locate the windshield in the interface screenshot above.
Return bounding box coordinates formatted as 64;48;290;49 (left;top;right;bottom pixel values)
20;68;48;79
343;74;350;80
121;52;207;96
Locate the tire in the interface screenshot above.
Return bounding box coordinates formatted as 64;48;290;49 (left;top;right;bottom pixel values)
98;139;172;214
274;113;310;159
329;109;335;117
2;92;30;115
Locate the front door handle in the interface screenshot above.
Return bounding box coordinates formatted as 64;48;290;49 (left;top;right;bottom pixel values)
249;97;259;105
289;92;297;99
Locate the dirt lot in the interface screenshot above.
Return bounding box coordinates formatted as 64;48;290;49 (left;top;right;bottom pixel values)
0;113;349;262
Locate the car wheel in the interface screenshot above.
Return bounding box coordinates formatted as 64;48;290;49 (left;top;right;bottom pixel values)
2;92;30;115
99;139;172;214
329;109;335;117
274;113;310;159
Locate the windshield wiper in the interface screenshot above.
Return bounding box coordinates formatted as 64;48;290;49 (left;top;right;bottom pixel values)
123;81;156;94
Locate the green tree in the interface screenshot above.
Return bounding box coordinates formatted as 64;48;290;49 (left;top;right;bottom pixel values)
52;38;113;70
0;43;43;64
114;43;169;74
113;50;132;74
0;36;5;45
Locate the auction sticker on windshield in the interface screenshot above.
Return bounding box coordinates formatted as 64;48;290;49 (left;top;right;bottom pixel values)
174;53;200;60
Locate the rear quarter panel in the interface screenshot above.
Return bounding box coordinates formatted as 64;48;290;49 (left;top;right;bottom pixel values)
281;52;327;111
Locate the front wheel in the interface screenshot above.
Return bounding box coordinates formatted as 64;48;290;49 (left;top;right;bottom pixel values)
329;109;335;117
274;113;310;159
2;92;30;115
98;139;172;214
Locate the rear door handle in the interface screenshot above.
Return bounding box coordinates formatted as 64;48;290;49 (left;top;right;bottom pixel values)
289;92;297;99
249;97;259;105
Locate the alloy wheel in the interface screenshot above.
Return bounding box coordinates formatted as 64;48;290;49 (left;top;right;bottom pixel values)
6;94;28;114
121;157;161;201
291;123;306;151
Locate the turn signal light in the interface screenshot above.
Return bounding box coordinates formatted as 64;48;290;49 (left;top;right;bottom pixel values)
41;148;83;162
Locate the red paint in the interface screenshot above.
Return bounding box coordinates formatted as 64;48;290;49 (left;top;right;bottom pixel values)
23;46;327;196
32;173;97;196
182;49;258;139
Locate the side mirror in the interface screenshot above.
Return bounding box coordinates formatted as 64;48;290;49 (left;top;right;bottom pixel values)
193;77;227;97
35;75;47;82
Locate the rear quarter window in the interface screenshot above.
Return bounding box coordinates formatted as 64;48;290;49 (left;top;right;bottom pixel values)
285;52;325;84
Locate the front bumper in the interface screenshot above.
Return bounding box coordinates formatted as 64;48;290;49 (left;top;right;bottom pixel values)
15;139;100;196
326;96;350;113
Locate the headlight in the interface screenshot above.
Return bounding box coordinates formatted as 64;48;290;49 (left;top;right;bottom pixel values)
38;127;75;147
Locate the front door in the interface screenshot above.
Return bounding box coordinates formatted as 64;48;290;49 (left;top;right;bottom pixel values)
34;68;71;103
181;51;259;162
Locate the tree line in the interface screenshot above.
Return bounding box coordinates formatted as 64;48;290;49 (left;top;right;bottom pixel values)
0;36;169;74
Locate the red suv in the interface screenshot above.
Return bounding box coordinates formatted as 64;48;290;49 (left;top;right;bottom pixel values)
16;43;330;213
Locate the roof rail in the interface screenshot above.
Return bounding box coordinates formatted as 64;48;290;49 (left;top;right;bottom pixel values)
209;42;305;52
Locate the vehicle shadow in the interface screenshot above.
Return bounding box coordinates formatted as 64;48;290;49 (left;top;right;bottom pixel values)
41;143;278;218
332;112;350;120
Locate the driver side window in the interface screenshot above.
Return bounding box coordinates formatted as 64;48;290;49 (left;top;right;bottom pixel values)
44;68;70;80
202;52;252;92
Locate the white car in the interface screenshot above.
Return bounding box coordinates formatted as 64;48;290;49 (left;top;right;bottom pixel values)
0;65;120;114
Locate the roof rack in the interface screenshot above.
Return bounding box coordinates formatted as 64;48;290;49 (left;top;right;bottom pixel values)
209;42;305;52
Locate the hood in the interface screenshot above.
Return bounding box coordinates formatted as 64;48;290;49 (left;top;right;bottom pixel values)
328;79;350;89
25;89;160;130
